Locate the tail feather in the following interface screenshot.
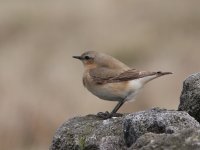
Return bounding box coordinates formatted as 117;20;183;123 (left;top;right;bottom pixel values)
156;71;173;76
140;71;172;84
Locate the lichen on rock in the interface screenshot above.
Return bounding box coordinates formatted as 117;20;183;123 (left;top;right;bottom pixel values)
50;108;200;150
50;115;125;150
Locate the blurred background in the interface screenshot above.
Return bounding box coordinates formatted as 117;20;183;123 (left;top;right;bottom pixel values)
0;1;200;150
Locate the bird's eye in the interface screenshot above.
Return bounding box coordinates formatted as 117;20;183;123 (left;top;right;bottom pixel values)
84;56;90;60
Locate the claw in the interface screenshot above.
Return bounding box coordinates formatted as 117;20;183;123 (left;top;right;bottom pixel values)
96;111;123;119
97;111;112;119
112;113;123;117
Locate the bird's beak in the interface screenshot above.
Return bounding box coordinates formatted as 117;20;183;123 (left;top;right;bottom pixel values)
73;56;82;60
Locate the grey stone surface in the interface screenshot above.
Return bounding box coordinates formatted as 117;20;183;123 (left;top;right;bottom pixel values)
50;108;200;150
178;73;200;122
100;136;126;150
130;128;200;150
123;108;200;147
50;114;126;150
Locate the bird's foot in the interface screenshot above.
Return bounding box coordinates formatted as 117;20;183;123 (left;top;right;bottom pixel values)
97;111;123;119
112;113;123;117
97;111;111;119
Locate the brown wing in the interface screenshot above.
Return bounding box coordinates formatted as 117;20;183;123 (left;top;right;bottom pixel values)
107;69;157;83
89;67;125;84
89;68;158;84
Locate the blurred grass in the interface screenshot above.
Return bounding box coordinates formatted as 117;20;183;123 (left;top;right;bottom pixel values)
0;1;200;150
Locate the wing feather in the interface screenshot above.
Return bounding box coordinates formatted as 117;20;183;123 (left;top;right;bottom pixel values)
89;68;158;84
107;69;157;83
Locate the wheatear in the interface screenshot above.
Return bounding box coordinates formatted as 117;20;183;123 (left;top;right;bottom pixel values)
73;51;172;119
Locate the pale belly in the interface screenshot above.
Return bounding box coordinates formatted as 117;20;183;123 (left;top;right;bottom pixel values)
86;80;143;102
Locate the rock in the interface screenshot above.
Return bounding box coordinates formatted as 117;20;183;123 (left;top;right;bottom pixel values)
50;108;200;150
130;128;200;150
100;136;126;150
178;73;200;122
123;108;200;147
50;114;126;150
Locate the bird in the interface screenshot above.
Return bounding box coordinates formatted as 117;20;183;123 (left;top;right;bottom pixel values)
73;51;172;119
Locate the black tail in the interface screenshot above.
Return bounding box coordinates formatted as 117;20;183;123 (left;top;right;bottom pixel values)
156;71;173;76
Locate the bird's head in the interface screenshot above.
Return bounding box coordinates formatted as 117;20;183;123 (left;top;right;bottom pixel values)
73;51;98;69
73;51;129;70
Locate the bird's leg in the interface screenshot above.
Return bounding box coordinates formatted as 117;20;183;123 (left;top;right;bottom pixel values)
109;100;124;117
97;100;124;119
